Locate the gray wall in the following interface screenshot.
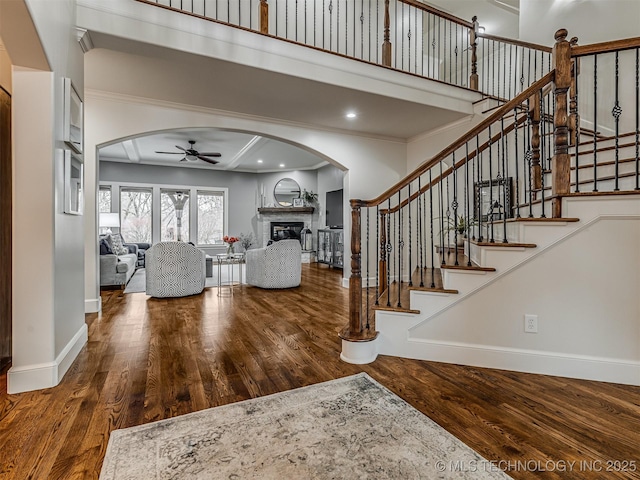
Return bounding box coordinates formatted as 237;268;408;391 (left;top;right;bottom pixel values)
100;161;260;242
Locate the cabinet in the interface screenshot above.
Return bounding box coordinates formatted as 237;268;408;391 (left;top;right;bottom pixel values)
317;229;344;268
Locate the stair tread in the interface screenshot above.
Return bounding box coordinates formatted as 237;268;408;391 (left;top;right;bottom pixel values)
370;267;458;315
436;245;497;271
469;239;537;248
503;217;580;223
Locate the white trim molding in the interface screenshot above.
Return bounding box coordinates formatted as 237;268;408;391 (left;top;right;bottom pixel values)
7;324;88;393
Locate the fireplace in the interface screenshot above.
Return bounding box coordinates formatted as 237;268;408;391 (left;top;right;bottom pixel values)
270;222;304;243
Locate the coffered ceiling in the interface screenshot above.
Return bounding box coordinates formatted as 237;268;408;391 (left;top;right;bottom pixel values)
99;128;328;173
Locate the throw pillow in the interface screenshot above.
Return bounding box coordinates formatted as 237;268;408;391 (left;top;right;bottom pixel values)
99;238;113;255
110;233;129;256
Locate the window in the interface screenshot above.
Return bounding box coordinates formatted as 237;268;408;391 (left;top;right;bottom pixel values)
98;185;111;213
120;187;152;243
197;190;224;245
161;190;190;242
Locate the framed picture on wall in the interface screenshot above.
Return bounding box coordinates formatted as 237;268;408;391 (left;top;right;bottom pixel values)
293;198;304;207
63;78;83;154
64;150;84;215
474;177;512;222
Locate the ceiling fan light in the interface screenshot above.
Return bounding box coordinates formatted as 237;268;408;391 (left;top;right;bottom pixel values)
186;154;198;162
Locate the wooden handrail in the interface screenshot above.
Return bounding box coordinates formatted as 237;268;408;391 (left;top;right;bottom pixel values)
478;33;552;53
382;114;528;215
571;36;640;57
398;0;473;28
353;70;555;209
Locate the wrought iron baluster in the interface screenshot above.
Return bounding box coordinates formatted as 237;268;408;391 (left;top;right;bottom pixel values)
387;198;391;306
465;142;471;265
526;98;534;217
574;57;580;193
408;183;412;286
514;108;521;218
488;124;495;242
539;89;546;218
593;53;598;192
477;135;484;240
452;152;459;265
637;47;640;191
439;161;445;265
418;176;424;287
429;168;435;287
501;117;508;242
613;51;621;191
375;205;379;305
397;191;402;307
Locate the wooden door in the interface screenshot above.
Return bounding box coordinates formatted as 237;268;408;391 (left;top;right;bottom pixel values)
0;86;11;373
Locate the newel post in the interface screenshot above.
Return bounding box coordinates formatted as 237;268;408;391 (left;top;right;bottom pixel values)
382;0;392;67
340;199;378;365
259;0;269;34
348;200;363;336
378;211;388;295
552;28;572;217
469;16;479;91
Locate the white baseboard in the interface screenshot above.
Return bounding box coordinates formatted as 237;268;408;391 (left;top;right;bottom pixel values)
85;297;101;313
381;337;640;386
8;323;88;394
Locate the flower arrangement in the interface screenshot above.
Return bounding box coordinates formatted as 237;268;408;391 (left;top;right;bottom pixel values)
238;232;254;251
223;235;239;255
301;189;318;206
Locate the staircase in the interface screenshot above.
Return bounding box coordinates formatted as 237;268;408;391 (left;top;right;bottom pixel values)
341;31;640;386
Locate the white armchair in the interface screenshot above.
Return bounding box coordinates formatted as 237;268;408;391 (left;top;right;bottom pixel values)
246;240;302;289
145;242;206;298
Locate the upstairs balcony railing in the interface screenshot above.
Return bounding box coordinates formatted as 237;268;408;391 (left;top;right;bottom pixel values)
137;0;551;100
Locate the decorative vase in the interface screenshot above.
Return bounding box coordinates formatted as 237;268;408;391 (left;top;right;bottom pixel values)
226;243;235;255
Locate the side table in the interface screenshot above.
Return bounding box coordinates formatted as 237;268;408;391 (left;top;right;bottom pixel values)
216;253;245;296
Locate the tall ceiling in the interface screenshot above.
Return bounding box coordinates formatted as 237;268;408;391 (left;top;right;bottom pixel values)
91;0;521;173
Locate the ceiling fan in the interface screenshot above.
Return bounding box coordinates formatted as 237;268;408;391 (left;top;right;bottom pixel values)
155;140;221;165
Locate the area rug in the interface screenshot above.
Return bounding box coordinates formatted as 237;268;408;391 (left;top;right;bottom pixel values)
123;266;246;294
99;373;511;479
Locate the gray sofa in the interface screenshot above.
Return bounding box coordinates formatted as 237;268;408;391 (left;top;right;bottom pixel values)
99;234;140;288
100;249;138;288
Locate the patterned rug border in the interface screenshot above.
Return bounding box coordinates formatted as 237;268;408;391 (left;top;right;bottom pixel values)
100;372;510;480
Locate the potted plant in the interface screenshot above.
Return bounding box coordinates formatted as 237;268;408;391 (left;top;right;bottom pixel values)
301;189;318;206
439;215;471;247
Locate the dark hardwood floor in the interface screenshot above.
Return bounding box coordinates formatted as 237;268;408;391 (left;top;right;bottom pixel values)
1;264;639;479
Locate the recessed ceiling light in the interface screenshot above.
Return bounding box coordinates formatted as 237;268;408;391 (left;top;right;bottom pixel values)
346;112;357;119
279;163;285;168
257;159;263;163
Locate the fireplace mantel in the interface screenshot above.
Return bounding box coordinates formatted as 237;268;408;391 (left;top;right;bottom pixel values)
258;207;314;214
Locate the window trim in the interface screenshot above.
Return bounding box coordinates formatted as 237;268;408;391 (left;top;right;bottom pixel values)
98;180;228;246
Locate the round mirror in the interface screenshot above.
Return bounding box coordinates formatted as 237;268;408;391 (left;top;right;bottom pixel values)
274;178;301;207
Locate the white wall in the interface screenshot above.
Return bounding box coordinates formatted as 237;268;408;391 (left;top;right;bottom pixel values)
3;0;86;393
520;0;640;45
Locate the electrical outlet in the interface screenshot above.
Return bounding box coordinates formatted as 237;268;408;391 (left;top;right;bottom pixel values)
524;314;538;333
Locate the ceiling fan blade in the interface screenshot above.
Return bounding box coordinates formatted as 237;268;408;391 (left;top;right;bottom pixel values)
175;145;187;152
179;157;187;162
155;151;184;154
198;152;222;157
197;155;220;165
